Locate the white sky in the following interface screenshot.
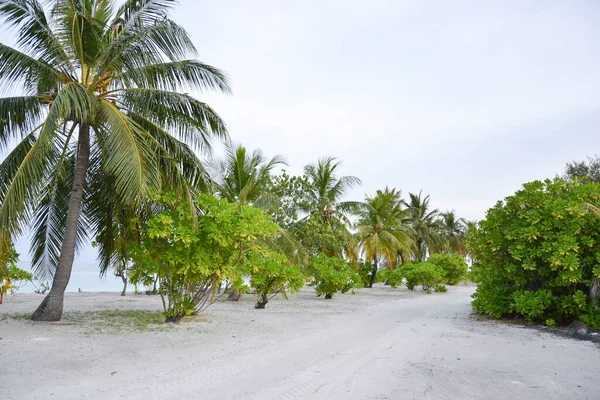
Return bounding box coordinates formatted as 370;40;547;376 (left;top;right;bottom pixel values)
2;0;600;288
171;0;600;221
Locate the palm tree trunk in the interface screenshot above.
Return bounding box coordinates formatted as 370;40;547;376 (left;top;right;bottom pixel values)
119;273;127;297
369;255;378;288
32;124;90;321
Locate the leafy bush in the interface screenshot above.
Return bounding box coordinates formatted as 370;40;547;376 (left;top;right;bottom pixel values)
427;253;468;285
0;248;32;304
249;254;305;309
309;255;362;299
467;179;600;328
129;193;281;322
357;261;374;288
434;284;448;293
511;290;553;323
376;268;404;288
400;262;446;292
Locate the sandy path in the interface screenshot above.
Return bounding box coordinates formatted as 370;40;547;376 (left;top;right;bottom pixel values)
1;285;598;400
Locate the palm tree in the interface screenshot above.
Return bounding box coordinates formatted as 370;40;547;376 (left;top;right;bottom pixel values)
0;0;230;321
407;191;444;261
210;142;286;207
300;157;361;259
440;211;467;255
356;188;413;287
210;143;296;300
302;157;361;224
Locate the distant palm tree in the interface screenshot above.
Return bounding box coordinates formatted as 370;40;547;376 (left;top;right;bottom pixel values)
440;211;467;254
301;157;361;260
210;143;286;207
302;156;362;225
0;0;230;320
356;188;413;287
407;191;444;261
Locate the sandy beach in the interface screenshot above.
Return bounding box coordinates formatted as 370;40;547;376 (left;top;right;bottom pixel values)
1;285;598;400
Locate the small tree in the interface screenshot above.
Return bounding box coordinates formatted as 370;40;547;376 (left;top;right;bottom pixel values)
128;193;281;322
0;248;32;304
375;268;404;288
308;255;362;299
427;253;468;285
400;262;446;292
249;253;305;309
561;155;600;183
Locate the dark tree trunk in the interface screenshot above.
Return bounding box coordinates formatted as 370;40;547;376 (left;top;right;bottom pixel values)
368;255;378;288
119;273;127;297
324;293;333;299
32;124;90;321
255;294;268;309
227;288;241;301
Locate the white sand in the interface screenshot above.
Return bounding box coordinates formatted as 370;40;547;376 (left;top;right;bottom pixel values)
1;285;598;400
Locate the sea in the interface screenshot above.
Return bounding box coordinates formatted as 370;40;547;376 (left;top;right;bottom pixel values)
13;240;127;294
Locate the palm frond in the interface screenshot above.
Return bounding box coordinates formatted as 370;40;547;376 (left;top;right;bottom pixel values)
30;147;88;281
0;43;62;93
96;99;160;203
116;88;227;153
116;60;231;94
0;0;73;71
0;96;46;151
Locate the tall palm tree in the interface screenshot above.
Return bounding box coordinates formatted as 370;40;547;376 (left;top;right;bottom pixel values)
440;211;467;255
0;0;230;321
210;142;286;207
300;157;361;260
356;188;413;287
302;156;361;224
407;191;444;261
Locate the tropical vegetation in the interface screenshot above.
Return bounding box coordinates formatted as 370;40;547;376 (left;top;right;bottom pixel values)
0;0;230;320
0;1;477;323
308;254;361;299
467;179;600;328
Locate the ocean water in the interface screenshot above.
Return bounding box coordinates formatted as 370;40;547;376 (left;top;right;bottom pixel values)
13;240;127;294
17;268;126;293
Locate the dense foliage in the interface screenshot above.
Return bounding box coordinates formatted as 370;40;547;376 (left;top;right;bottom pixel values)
308;255;362;299
0;248;33;304
356;188;412;287
427;253;468;285
377;262;446;293
467;179;600;328
249;254;305;308
562;155;600;183
400;262;446;292
128;193;281;322
0;0;229;321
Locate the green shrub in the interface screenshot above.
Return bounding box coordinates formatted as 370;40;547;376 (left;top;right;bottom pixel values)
0;248;32;304
309;255;362;299
467;179;600;328
249;254;305;309
357;261;374;288
427;253;468;285
434;284;448;292
400;262;446;292
511;290;553;323
545;318;556;328
129;193;281;322
376;268;404;288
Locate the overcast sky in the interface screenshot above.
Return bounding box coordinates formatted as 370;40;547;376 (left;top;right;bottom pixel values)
170;0;600;221
2;0;600;289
